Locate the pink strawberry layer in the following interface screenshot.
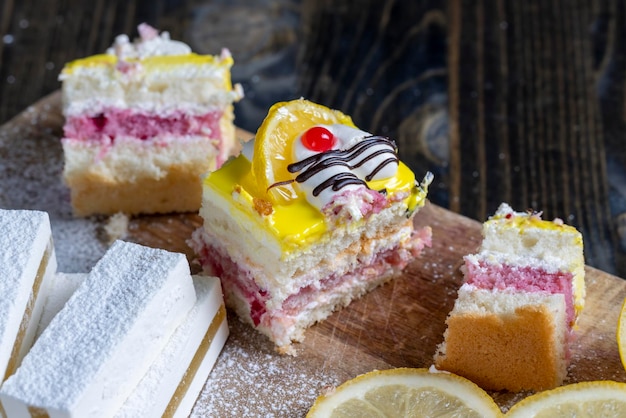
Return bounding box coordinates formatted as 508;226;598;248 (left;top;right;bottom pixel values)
464;258;575;327
63;109;223;142
192;227;431;332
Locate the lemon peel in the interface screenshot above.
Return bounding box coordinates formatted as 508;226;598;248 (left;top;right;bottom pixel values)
306;368;502;418
251;99;356;204
505;380;626;417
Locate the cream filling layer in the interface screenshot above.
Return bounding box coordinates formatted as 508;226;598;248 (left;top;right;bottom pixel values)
62;135;227;183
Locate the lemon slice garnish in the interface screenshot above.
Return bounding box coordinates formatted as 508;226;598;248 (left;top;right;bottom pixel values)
251;99;356;204
505;380;626;417
618;298;626;372
306;368;503;418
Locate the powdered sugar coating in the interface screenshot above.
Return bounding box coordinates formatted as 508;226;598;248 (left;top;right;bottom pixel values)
0;103;107;273
0;241;196;415
0;209;49;319
117;276;226;418
35;273;85;337
0;209;55;380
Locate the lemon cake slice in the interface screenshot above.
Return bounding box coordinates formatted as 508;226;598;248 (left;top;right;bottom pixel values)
0;209;57;384
0;241;196;417
190;99;432;354
434;203;585;391
59;23;244;216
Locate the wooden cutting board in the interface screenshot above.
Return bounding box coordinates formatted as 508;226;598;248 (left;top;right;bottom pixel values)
1;92;626;415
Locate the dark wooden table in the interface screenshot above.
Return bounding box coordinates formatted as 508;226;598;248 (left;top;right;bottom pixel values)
1;0;625;278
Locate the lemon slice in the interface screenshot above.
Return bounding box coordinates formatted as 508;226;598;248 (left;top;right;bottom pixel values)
618;297;626;371
251;99;356;204
306;368;503;418
505;381;626;417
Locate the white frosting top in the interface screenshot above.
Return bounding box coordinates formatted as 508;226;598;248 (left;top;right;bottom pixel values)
289;124;399;210
106;23;192;59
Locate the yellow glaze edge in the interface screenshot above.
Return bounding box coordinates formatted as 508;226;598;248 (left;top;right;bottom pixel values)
63;52;232;72
488;211;581;236
204;154;426;251
61;53;235;90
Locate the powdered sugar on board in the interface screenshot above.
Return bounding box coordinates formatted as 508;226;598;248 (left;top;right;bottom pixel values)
193;315;344;417
0;95;107;272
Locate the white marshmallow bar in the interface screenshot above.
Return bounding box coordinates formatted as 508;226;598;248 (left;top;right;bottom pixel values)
32;273;228;418
117;275;228;418
35;273;85;338
0;209;57;383
0;241;196;418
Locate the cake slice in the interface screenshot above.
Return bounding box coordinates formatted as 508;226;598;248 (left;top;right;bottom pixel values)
434;203;585;391
59;23;244;216
0;209;57;384
0;241;196;417
190;99;432;354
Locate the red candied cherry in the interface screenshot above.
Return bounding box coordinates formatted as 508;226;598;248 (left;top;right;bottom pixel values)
301;126;336;152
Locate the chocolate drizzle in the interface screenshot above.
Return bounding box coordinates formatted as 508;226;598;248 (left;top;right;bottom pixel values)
284;135;399;197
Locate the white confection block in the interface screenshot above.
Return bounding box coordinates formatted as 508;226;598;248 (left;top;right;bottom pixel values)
116;275;228;418
28;273;228;418
0;241;196;418
0;209;57;382
179;320;228;418
35;273;86;339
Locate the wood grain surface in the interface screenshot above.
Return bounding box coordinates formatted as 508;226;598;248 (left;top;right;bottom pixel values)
122;201;626;410
1;92;625;415
1;0;625;279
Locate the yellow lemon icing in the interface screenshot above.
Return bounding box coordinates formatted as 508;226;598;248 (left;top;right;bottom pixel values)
63;53;231;71
61;53;235;90
489;209;582;236
205;151;428;251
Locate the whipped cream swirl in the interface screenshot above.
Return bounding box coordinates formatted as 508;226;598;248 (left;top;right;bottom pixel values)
106;23;192;60
289;124;399;210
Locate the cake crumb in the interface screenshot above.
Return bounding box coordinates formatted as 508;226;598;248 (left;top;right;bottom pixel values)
253;198;273;216
104;212;130;244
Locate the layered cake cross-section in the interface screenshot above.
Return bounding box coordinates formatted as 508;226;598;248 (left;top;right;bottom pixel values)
59;23;244;216
434;203;585;391
191;99;433;354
